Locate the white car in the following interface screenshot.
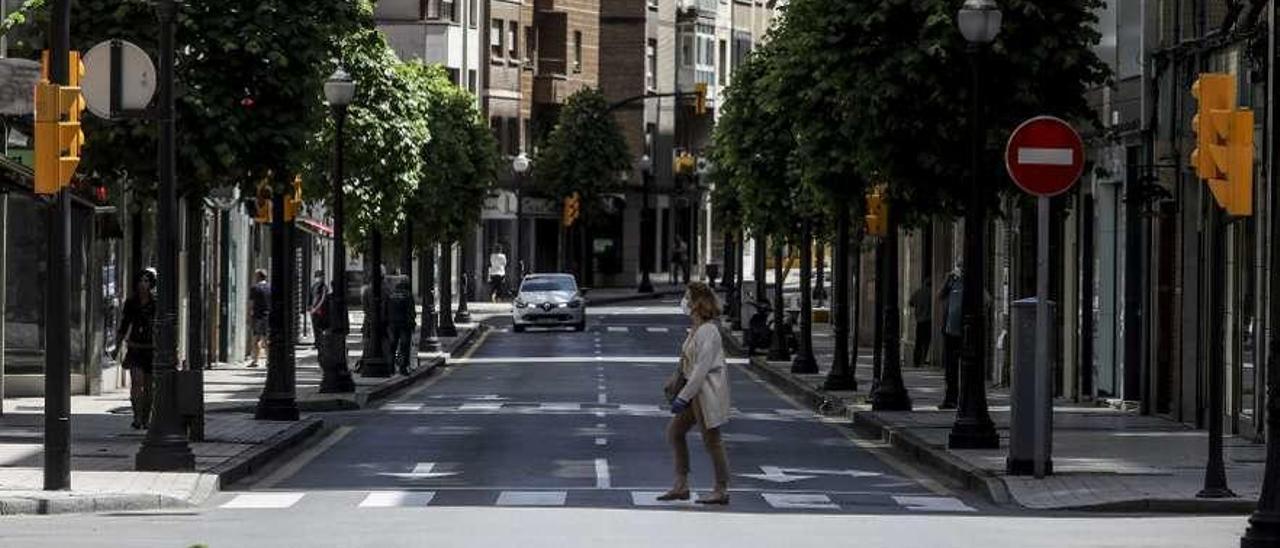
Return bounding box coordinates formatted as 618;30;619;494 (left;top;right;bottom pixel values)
512;274;587;332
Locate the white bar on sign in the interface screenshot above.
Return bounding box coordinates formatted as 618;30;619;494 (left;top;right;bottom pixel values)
1017;147;1073;166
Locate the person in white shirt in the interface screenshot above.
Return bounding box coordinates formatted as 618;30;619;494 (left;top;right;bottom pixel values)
488;245;509;302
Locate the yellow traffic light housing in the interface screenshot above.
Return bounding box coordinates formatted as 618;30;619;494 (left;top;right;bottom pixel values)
563;192;581;228
34;51;85;195
694;83;708;116
284;175;303;221
1190;72;1253;217
255;182;273;223
865;187;888;237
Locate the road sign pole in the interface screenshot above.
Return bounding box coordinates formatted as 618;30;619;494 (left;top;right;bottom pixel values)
1034;195;1052;478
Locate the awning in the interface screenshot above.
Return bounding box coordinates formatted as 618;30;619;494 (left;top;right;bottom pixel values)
297;217;334;237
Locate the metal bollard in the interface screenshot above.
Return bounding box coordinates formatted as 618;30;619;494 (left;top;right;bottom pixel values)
1008;297;1054;477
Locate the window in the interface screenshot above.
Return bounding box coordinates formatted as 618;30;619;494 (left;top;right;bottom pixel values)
447;67;460;85
646;39;657;91
426;0;439;19
573;31;583;73
718;39;727;84
522;119;531;151
524;26;536;63
468;69;478;93
648;0;658;9
680;34;694;68
491;117;503;151
469;0;478;27
506;118;520;156
695;23;715;85
491;19;504;59
509;21;519;60
645;123;656;157
441;0;457;22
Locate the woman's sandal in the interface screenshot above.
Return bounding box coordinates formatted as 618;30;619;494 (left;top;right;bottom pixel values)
695;493;730;505
656;490;691;501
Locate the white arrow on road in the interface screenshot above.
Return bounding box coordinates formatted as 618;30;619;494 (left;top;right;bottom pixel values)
379;462;459;480
738;466;882;483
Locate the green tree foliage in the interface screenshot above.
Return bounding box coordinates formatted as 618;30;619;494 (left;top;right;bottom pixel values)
405;63;499;246
533;88;630;219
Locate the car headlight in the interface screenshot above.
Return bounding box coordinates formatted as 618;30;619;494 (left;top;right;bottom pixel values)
514;299;527;308
557;302;569;308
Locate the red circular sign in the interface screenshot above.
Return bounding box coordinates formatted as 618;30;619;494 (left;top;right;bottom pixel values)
1004;116;1085;197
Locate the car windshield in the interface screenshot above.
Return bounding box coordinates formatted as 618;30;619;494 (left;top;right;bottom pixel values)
521;278;576;293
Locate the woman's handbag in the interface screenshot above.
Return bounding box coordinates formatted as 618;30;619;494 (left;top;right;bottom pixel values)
664;370;687;401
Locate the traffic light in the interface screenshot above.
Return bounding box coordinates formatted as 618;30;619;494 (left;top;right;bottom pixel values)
1190;72;1253;217
34;51;85;195
865;186;888;237
694;83;708;116
562;192;581;228
284;175;303;221
255;181;272;223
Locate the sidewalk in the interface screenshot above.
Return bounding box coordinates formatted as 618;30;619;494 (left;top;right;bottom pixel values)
728;319;1265;513
0;319;480;516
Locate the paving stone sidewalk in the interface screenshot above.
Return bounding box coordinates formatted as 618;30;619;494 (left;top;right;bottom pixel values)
728;318;1265;512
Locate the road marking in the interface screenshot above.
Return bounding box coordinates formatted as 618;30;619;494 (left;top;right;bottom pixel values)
631;491;698;507
450;356;678;364
221;493;305;509
254;426;353;489
595;411;606;418
595;437;608;446
762;493;839;510
595;458;611;488
359;491;436;508
893;496;976;513
459;402;502;411
607;327;629;333
379;462;460;480
458;328;492;361
383;403;424;412
646;327;669;333
739;466;882;483
541;402;581;411
619;404;660;413
497;491;567;506
597;393;608;404
596;423;607;428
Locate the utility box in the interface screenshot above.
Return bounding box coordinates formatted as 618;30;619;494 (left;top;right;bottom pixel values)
1008;297;1054;477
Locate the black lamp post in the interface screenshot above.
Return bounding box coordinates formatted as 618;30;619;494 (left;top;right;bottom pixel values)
949;0;1002;450
791;219;818;374
455;231;472;324
320;67;356;393
824;198;856;390
359;230;392;377
418;242;441;353
513;152;531;279
137;0;197;468
639;154;655;294
438;240;458;337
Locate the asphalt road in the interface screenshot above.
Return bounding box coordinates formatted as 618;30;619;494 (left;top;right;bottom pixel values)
0;299;1249;547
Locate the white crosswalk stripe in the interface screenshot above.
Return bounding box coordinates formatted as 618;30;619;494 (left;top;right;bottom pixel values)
359;491;436;508
630;491;700;507
497;491;567;506
606;326;629;333
646;327;669;333
762;493;839;510
221;493;305;509
541;402;581;411
384;403;424;412
892;496;976;512
458;402;502;411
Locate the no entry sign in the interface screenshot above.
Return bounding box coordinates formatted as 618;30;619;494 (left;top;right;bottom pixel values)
1004;116;1085;197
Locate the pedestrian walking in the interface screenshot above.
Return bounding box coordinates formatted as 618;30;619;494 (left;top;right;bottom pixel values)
248;269;270;368
309;271;330;362
387;275;416;375
661;282;731;505
673;237;690;285
114;268;157;430
910;277;933;367
488;245;508;302
938;264;964;410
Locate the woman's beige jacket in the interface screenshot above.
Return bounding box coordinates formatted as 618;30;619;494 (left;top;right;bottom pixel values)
677;322;730;429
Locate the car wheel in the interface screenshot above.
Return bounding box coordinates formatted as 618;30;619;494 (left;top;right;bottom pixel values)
513;324;527;333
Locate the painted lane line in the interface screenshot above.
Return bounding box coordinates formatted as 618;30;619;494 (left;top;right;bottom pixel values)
631;491;699;507
619;404;660;413
597;393;608;404
595;437;608;446
595;458;611;488
383;403;424;412
459;402;502;411
541;402;581;411
596;423;607;428
607;327;629;333
221;493;306;509
892;496;977;513
497;491;567;506
595;411;606;418
646;327;669;333
761;493;839;510
358;491;436;508
378;462;459;480
254;426;353;489
450;356;678;364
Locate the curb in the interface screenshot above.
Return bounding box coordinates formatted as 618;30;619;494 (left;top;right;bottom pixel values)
208;416;325;489
0;417;324;516
740;355;860;417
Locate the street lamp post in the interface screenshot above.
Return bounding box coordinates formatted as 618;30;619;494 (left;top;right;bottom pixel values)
359;229;393;377
513;153;531;279
638;155;655;294
791;218;818;374
455;231;472;324
949;0;1002;450
418;242;441;353
138;0;197;468
824;197;856;390
320;68;356;393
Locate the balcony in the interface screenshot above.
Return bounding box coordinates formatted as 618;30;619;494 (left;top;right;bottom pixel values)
677;0;718;19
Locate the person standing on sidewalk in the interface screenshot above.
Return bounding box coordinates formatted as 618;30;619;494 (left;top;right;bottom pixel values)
248;269;270;368
488;245;508;302
386;275;416;375
660;282;731;505
115;268;157;430
938;264;964;410
910;277;933;367
309;270;330;366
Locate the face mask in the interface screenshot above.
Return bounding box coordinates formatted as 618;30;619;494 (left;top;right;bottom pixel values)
680;295;692;316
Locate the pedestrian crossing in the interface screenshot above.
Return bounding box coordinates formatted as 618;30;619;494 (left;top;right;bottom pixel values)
219;490;974;513
491;326;683;335
380;401;820;421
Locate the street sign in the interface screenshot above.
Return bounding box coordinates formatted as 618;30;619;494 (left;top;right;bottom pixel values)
82;40;156;119
1004;116;1085;197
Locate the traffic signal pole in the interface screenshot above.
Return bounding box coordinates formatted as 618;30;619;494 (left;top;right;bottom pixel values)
43;0;72;491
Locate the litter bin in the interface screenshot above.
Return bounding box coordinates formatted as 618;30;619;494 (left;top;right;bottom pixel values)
1008;297;1054;477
